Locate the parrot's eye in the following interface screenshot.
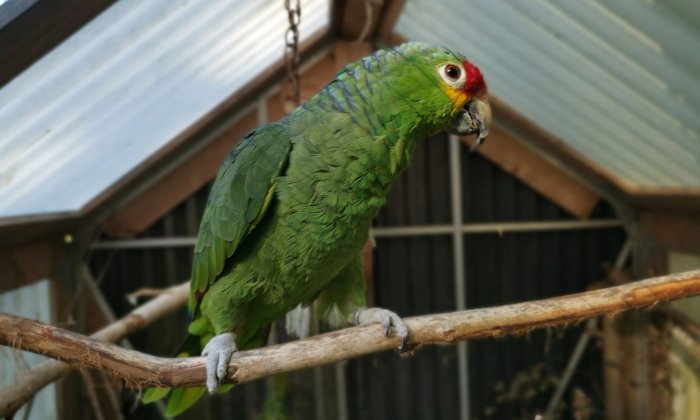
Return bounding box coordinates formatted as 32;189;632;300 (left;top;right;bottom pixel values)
438;63;466;88
444;65;461;80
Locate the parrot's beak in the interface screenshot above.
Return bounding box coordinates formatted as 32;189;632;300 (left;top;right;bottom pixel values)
448;97;492;152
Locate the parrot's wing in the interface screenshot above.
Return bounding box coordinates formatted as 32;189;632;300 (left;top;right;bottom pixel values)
189;123;291;312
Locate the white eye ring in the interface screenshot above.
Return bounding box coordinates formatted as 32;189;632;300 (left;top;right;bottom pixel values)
438;64;466;89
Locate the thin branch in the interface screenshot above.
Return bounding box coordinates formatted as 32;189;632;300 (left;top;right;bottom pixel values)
0;282;189;418
126;287;171;306
1;270;700;409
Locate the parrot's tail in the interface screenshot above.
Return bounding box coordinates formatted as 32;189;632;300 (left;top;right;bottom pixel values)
142;334;231;417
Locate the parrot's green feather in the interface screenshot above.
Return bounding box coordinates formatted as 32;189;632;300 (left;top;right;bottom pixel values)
189;123;292;313
164;387;207;417
142;386;170;404
149;42;483;414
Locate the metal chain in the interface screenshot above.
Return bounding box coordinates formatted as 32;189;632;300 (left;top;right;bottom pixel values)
283;0;301;113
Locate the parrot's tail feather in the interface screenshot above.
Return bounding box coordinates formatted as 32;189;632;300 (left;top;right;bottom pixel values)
164;387;207;417
217;384;234;393
143;386;170;403
142;334;209;415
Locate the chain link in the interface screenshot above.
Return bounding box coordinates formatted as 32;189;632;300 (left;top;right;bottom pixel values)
283;0;301;113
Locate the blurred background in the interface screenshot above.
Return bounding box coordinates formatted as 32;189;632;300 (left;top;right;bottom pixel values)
1;0;698;419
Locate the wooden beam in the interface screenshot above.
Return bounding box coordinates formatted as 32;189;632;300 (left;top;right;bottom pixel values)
80;266;129;419
488;97;700;212
340;0;383;41
467;125;599;219
641;212;700;254
103;110;258;237
602;313;625;419
489;98;631;207
339;0;406;44
632;194;700;214
602;241;670;420
376;0;406;42
334;40;374;69
0;238;63;294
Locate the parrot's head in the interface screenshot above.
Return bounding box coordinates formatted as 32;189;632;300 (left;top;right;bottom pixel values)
392;42;492;150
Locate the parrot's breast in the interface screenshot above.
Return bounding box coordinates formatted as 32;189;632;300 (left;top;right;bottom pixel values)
244;130;398;312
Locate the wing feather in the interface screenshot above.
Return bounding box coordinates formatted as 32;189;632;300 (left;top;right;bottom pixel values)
189;123;291;312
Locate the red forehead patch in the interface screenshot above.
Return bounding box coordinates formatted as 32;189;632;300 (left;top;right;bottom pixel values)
463;60;486;97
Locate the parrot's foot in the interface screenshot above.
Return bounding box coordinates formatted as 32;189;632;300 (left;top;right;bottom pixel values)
202;332;238;394
353;307;409;352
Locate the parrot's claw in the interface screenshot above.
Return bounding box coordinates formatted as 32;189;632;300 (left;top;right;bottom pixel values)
201;332;237;394
353;307;409;352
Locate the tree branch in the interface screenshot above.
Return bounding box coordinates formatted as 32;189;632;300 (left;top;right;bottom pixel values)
1;270;700;412
0;282;189;417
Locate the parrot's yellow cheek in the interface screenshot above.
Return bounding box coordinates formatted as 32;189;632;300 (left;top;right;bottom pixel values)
442;85;470;114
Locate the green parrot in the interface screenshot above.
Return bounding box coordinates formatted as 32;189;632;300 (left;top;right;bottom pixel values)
145;41;491;416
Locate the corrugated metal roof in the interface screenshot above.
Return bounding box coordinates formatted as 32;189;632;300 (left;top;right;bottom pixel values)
0;0;328;220
396;0;700;193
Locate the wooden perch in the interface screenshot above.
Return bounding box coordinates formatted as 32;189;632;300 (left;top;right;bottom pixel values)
1;270;700;409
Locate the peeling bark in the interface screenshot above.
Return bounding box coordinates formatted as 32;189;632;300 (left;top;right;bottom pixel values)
0;282;189;417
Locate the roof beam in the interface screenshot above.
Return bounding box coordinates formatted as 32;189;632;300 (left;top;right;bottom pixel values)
376;0;406;43
336;0;406;43
488;98;635;225
641;212;700;254
340;0;383;41
102;110;258;237
464;124;599;219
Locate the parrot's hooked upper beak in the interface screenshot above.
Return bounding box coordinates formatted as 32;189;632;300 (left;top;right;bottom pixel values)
448;97;492;152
